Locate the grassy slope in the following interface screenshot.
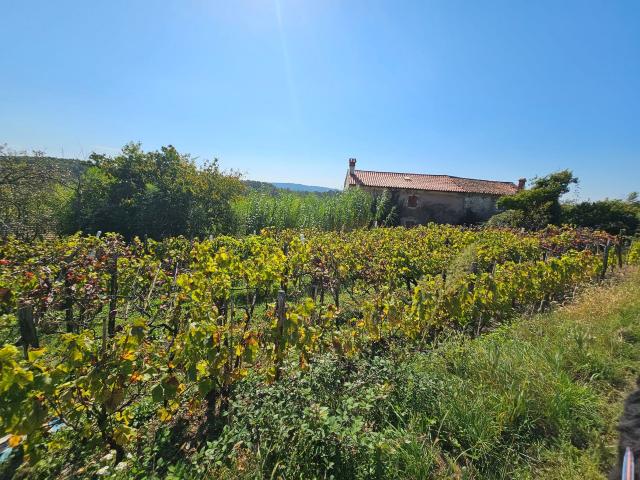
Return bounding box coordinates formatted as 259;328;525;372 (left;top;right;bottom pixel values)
430;266;640;479
515;268;640;479
420;266;640;479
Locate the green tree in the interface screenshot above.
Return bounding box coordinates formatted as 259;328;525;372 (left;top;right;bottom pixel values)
64;143;244;239
0;145;80;240
495;170;578;229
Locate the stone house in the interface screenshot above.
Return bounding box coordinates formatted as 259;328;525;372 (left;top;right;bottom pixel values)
344;159;525;226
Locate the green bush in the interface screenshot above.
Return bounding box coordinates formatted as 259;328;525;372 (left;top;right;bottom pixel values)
562;200;639;234
485;209;525;228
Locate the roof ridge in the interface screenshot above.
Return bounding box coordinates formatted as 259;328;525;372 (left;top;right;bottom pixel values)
353;169;516;185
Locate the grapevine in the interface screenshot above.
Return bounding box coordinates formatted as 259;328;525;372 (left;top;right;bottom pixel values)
0;225;621;464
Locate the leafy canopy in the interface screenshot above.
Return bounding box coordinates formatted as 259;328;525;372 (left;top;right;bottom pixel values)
0;145;82;240
64;143;244;239
496;170;578;229
562;199;639;234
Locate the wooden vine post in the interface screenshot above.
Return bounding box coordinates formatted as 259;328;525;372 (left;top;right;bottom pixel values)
62;266;74;333
17;303;39;359
600;239;611;280
274;289;286;381
617;229;625;269
468;261;478;293
108;253;118;337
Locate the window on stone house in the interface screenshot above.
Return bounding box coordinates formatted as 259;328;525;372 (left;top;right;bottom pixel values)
404;219;417;227
407;195;418;208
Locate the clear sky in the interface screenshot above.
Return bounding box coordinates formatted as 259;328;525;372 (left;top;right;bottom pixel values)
1;0;639;199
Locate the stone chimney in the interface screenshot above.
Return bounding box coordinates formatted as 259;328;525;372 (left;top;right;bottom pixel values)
349;158;356;175
518;178;526;191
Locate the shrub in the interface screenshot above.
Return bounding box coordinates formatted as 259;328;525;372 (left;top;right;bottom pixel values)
485;209;525;228
562;200;639;235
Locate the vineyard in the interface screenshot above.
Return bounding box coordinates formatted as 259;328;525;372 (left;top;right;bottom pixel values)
0;225;632;477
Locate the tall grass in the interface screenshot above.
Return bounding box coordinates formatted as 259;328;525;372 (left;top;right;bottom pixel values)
232;188;373;234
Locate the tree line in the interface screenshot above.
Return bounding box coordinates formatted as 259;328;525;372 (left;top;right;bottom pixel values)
1;143;638;240
0;143;384;239
486;169;639;234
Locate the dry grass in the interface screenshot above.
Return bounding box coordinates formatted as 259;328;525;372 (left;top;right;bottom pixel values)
562;267;640;323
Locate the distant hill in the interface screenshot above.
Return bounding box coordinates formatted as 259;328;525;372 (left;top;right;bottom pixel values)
2;155;90;182
243;180;280;195
270;182;338;193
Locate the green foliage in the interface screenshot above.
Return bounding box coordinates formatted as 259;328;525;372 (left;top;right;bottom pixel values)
373;189;398;227
0;145;84;240
120;273;640;479
629;241;640;265
484;209;525;228
496;170;578;229
562;199;639;234
0;225;620;478
64;143;244;239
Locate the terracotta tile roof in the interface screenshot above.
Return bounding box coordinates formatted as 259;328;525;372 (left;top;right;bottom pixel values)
346;170;519;196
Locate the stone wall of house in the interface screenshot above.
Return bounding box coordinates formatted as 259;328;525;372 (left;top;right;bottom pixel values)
462;194;500;222
363;187;500;226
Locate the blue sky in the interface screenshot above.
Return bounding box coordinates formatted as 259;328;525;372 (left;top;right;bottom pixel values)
1;0;639;199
